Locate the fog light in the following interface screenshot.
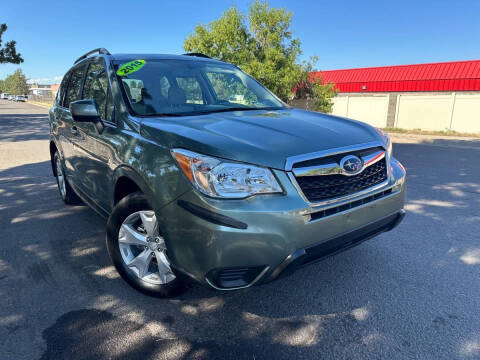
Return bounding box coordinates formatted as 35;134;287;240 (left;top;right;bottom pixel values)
392;177;404;192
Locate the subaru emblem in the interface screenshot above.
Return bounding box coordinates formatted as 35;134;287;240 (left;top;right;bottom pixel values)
340;155;363;175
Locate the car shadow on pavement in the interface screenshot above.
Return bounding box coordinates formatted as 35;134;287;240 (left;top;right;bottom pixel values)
0;113;50;142
1;141;479;359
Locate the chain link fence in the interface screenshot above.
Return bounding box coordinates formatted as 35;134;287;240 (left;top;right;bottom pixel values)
28;93;55;105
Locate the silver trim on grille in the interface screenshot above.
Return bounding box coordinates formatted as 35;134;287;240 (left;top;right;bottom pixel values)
286;141;392;208
285;141;384;171
292;149;385;177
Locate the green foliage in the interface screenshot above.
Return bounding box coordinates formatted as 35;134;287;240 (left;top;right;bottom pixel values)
184;1;337;108
0;24;23;64
184;8;251;66
295;56;338;113
310;79;337;113
3;69;29;95
184;1;303;102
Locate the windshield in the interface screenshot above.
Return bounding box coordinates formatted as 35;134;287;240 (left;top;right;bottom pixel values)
114;59;285;116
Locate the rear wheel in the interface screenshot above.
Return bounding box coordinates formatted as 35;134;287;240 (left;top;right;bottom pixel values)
106;192;184;297
54;151;81;204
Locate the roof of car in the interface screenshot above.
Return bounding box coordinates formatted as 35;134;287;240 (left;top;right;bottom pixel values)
110;53;227;64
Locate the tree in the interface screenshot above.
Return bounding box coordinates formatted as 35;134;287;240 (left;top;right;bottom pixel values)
185;1;303;102
184;7;251;67
295;56;338;113
309;79;337;113
4;69;29;95
184;1;336;109
0;24;23;64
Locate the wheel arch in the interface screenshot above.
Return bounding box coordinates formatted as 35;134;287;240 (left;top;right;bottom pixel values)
49;140;59;176
112;166;156;208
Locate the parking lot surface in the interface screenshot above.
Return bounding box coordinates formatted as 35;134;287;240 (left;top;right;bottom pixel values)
0;100;479;360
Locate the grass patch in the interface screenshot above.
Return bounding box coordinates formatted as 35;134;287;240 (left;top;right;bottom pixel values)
383;127;480;138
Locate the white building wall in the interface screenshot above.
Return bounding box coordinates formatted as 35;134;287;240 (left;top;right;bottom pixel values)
450;94;480;133
330;92;480;134
331;97;348;117
395;94;452;131
332;95;388;128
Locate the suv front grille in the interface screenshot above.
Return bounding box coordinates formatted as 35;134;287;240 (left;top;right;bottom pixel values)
295;158;388;202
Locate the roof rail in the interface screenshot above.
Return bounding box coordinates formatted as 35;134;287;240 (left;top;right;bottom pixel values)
182;52;211;59
74;48;111;64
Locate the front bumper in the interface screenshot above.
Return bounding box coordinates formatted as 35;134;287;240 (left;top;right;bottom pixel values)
266;209;405;282
159;157;406;290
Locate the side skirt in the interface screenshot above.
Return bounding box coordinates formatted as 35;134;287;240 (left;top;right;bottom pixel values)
69;181;110;219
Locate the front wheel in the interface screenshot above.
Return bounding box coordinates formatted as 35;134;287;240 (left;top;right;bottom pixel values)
106;192;184;297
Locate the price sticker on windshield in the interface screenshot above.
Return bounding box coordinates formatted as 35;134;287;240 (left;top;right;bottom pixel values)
117;60;146;76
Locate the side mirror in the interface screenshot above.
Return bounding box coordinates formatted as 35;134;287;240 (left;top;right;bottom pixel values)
70;99;104;133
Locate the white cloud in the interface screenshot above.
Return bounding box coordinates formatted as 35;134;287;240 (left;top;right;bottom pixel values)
27;75;63;84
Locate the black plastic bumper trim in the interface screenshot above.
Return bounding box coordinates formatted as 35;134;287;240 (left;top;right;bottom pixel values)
267;209;406;282
206;265;267;289
177;200;248;230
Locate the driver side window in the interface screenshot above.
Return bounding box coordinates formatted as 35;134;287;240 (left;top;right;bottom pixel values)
83;62;111;121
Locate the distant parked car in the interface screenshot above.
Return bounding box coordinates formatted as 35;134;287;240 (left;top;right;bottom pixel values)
0;93;8;100
8;95;14;101
15;95;26;102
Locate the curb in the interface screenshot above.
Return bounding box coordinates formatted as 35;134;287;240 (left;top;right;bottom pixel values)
27;101;52;109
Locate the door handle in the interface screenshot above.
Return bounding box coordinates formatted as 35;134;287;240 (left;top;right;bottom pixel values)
71;125;78;135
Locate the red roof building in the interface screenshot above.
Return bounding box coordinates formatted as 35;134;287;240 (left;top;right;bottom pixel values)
312;60;480;93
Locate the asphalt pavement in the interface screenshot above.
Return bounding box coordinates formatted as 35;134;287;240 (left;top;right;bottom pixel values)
0;100;479;360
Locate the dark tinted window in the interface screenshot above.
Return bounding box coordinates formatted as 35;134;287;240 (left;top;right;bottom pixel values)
83;62;110;120
116;59;284;116
206;72;258;105
105;88;114;122
57;73;69;107
176;76;203;104
65;65;85;108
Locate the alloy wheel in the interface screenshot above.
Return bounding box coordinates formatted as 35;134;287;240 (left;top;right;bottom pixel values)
118;211;176;285
55;155;66;199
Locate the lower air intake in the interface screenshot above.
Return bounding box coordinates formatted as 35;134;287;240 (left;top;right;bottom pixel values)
207;266;266;289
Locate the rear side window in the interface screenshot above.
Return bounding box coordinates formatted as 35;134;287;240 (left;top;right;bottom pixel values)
83;62;110;120
105;89;114;122
65;65;85;108
57;74;69;107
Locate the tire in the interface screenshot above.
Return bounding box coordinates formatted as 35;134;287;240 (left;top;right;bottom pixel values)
106;192;184;297
53;151;81;205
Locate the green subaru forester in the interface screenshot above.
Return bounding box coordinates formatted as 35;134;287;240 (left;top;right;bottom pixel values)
49;48;406;297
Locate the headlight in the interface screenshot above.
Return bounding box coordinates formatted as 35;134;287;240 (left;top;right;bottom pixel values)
171;149;282;198
376;128;392;156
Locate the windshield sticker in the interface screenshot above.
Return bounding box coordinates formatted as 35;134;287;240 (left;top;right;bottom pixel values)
117;60;146;76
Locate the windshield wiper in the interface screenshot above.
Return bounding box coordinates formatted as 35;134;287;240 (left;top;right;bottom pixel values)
190;106;285;115
139;113;184;117
138;107;285;117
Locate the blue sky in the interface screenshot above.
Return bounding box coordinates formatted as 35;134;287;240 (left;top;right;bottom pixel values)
2;0;480;83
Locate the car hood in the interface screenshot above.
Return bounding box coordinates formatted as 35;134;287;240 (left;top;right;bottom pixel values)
140;108;384;170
